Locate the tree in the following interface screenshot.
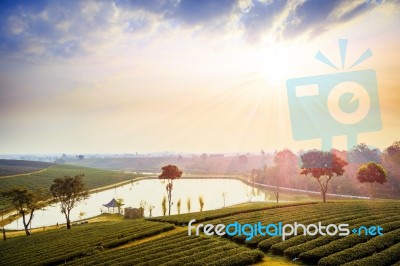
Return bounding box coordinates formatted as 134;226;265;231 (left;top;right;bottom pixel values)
300;150;348;203
158;165;182;215
50;175;89;229
78;211;86;220
275;149;298;184
177;199;181;214
54;158;65;164
349;143;381;163
140;200;147;209
273;149;298;203
238;155;248;164
2;209;6;240
162;196;167;216
246;191;253;202
250;169;256;183
222;192;226;207
116;198;124;214
384;141;400;160
267;166;280;203
383;141;400;192
357;162;387;199
77;155;84;160
139;200;147;217
186;197;191;213
1;188;43;236
199;196;204;212
147;205;155;217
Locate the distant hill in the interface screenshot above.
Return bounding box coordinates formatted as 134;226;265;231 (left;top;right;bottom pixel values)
65;155;275;174
0;159;56;177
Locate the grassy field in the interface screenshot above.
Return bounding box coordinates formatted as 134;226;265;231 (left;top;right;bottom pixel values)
0;164;145;210
66;231;264;266
0;159;56;177
0;218;174;265
205;200;400;266
148;201;317;225
1;201;400;265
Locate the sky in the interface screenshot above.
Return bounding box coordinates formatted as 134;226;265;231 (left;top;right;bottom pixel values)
0;0;399;154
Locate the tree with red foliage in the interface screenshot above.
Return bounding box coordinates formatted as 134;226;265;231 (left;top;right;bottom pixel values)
273;149;298;203
159;165;182;215
357;162;387;199
382;141;400;193
300;150;348;203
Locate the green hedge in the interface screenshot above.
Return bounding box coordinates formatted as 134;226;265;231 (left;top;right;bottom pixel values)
148;202;317;225
318;228;400;266
343;242;400;266
0;219;173;265
298;218;400;264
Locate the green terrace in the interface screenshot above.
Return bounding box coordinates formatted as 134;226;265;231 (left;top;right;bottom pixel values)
1;200;400;265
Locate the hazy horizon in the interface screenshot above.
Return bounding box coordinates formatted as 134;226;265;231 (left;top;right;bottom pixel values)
1;1;399;154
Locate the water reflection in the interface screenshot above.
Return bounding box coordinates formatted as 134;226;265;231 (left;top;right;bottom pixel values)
6;178;271;229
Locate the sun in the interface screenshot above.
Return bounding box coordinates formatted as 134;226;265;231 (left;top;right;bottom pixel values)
254;43;301;87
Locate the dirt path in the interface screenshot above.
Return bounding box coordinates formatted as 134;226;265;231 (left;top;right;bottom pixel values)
254;251;296;266
0;166;55;179
113;226;187;250
112;223;296;266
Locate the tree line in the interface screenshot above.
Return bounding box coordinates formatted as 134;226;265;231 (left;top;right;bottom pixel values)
1;175;88;237
249;141;400;203
1;141;399;238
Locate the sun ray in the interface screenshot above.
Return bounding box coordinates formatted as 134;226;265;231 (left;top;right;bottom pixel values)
339;39;348;69
349;49;373;69
315;51;338;70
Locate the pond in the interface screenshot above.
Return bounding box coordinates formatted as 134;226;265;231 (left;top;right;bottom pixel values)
5;178;279;229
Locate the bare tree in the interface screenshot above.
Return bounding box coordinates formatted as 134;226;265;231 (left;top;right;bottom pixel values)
162;196;167;216
186;197;191;213
199;196;204;212
147;205;155;217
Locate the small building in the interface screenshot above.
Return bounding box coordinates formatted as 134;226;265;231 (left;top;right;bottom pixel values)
124;207;144;219
103;198;123;213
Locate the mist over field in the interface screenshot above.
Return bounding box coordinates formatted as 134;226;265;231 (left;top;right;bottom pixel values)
1;1;399;266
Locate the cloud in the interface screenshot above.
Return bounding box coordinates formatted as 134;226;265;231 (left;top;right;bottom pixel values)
281;0;387;39
239;0;289;42
115;0;238;24
168;0;238;25
0;0;397;61
0;1;129;60
115;0;174;14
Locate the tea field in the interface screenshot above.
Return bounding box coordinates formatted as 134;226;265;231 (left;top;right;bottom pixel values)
1;201;400;265
0;159;56;177
0;219;174;265
203;200;400;265
0;164;144;210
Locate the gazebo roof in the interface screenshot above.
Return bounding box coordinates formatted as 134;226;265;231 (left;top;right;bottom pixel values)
103;198;122;208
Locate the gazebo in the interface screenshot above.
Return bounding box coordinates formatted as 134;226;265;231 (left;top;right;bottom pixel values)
103;198;123;213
